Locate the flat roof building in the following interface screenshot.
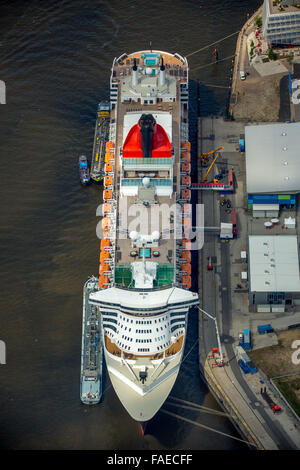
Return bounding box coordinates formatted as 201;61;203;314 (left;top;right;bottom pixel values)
262;0;300;47
248;235;300;310
245;122;300;195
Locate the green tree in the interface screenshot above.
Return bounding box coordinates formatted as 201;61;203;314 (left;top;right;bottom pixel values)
255;16;262;28
268;48;275;60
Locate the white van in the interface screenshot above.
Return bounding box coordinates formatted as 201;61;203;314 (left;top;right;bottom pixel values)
239;71;246;80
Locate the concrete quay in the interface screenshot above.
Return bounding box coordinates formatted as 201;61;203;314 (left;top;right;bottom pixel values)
197;116;300;450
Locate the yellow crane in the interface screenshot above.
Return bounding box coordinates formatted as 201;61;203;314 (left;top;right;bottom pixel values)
202;152;221;183
199;146;224;164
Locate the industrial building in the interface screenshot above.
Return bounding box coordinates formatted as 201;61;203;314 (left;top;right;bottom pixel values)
245;122;300;217
248;235;300;312
262;0;300;47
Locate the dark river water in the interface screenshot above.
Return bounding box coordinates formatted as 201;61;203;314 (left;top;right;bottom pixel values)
0;0;260;450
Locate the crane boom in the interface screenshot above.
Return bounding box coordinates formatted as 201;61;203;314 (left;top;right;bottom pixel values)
202;152;220;183
199;146;224;162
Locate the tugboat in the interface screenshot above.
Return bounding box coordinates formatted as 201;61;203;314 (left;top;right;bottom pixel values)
78;155;91;185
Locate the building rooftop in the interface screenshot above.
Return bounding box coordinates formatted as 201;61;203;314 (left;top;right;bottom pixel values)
248;235;300;292
245;123;300;194
269;0;300;15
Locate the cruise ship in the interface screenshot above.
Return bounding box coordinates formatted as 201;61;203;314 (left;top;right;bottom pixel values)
88;50;199;430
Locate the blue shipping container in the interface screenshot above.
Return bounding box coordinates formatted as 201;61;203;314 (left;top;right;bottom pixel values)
258;324;273;334
243;328;251;350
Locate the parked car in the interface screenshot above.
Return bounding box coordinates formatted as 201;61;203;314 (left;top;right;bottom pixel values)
240;71;246;80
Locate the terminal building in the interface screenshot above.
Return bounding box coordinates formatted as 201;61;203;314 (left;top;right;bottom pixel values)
245;122;299;217
262;0;300;47
248;235;300;311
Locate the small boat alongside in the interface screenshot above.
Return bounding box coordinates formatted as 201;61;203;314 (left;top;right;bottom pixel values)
79;155;91;185
80;277;103;405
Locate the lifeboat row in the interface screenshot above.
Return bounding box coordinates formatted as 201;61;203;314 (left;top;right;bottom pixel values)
99;142;115;288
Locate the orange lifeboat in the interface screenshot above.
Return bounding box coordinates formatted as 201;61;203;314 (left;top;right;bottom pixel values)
105;141;114;151
100;239;110;250
181;189;191;200
183;217;192;230
181;263;191;275
183;203;192;215
182;239;192;250
103;203;111;215
182;175;191;186
100;251;110;262
104;175;113;187
182;162;191;173
98;275;109;289
181;251;191;262
181;152;191;162
104;189;112;200
99;263;110;275
181;141;191;151
182;275;192;289
105;153;114;163
103;231;111;239
102;217;111;231
105;162;113;173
